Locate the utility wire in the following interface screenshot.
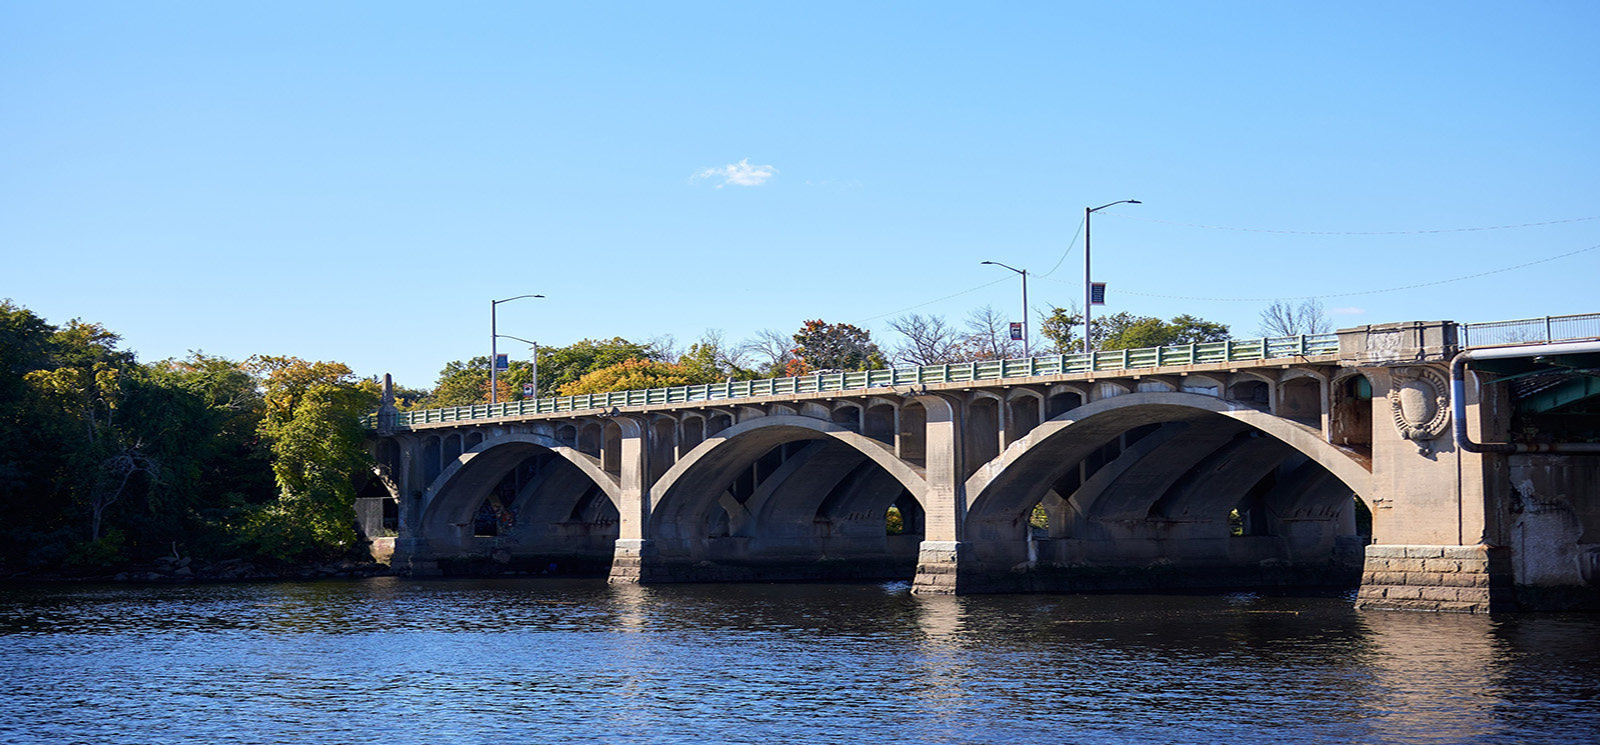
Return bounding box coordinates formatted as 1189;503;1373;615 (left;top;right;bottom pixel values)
1037;215;1087;279
1103;213;1598;235
1031;243;1600;302
859;215;1087;324
855;276;1012;324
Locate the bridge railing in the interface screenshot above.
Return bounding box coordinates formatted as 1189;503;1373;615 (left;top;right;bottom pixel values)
369;332;1340;429
1460;312;1600;349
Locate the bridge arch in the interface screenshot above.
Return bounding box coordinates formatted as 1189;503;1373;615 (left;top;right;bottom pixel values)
646;414;929;580
963;391;1373;576
415;432;622;574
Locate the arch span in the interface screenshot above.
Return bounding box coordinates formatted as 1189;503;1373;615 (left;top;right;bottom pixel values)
651;415;928;529
415;432;622;575
957;392;1373;588
967;391;1371;522
645;414;930;581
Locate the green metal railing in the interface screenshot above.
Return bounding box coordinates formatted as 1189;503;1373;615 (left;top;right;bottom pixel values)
368;333;1339;429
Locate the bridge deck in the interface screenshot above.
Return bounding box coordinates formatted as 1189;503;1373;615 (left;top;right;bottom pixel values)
377;334;1339;430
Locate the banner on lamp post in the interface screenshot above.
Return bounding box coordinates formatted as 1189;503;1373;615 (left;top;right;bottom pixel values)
1009;323;1024;341
1090;283;1107;305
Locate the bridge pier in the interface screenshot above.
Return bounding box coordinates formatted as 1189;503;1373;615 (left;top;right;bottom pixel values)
607;538;659;584
1356;544;1513;613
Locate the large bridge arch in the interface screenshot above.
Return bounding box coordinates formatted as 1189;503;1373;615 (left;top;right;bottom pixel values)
414;432;623;574
960;391;1374;585
968;391;1371;519
644;414;930;581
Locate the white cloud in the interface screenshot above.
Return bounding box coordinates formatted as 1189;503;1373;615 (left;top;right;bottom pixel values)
1331;306;1366;316
694;158;777;188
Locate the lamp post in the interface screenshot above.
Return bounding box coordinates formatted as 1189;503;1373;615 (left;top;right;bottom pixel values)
981;260;1029;354
490;294;543;404
1084;199;1140;353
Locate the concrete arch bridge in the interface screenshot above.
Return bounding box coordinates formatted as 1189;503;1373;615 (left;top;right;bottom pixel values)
362;317;1600;612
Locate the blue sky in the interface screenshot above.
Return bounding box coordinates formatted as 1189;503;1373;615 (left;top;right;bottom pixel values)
4;2;1597;388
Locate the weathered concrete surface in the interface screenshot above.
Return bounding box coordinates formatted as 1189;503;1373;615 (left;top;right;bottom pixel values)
1502;455;1600;609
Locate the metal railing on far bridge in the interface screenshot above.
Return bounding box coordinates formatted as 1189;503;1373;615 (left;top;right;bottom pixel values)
370;333;1340;429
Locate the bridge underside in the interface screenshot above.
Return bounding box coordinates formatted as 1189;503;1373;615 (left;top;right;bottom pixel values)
922;408;1368;594
639;436;927;583
409;445;620;577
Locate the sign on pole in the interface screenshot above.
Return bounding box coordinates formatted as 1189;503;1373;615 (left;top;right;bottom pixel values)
1090;282;1107;305
1009;322;1024;341
495;353;509;370
522;383;535;397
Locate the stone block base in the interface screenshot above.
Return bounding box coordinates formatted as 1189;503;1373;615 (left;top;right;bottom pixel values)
607;539;659;585
1355;544;1513;613
912;541;965;595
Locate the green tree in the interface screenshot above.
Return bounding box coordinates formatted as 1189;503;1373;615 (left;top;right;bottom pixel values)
557;358;722;395
537;338;664;395
1039;306;1085;353
243;356;378;561
679;329;757;381
23;320;152;547
1039;307;1230;352
142;354;274;556
791;320;884;373
1097;311;1230;350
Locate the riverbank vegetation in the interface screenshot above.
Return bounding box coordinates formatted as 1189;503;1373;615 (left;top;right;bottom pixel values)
0;300;375;576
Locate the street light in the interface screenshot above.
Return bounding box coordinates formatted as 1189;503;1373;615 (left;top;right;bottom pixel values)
1084;199;1141;353
490;294;543;404
981;260;1029;355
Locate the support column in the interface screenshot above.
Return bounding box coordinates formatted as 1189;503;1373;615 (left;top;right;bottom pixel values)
606;416;660;585
910;395;974;594
390;437;441;575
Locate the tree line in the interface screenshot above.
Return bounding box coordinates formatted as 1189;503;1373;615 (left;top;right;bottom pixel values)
414;299;1330;407
1;300;378;574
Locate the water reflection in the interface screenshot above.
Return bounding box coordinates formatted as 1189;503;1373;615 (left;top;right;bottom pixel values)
2;580;1597;744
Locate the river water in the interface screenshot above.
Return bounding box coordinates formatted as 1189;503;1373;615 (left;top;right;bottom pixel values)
2;579;1597;745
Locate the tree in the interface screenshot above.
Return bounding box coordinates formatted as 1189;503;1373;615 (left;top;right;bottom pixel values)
23;320;151;545
959;305;1025;361
536;338;664;396
1038;306;1231;352
889;313;964;366
1259;298;1332;337
557;358;722;395
1167;314;1232;344
746;328;799;377
791;320;885;373
244;356;378;561
1097;311;1230;350
1039;306;1085;353
679;329;757;381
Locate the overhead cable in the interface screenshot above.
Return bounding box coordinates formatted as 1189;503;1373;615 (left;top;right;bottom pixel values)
1102;213;1598;236
1084;243;1600;302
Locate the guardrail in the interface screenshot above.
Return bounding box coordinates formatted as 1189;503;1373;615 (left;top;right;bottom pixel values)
368;333;1340;429
1460;312;1600;349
